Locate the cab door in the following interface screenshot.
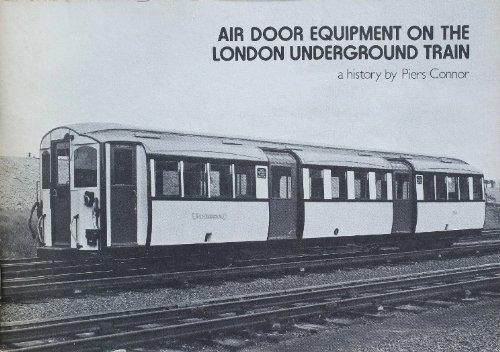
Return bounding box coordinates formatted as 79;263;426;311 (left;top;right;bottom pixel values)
109;144;137;245
264;151;299;240
51;140;71;246
390;160;416;234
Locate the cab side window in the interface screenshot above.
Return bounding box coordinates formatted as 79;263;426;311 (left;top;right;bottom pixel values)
74;146;97;188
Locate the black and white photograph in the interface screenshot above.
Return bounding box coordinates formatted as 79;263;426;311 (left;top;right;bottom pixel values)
0;0;499;351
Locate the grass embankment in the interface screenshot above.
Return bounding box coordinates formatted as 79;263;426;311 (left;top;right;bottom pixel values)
0;208;39;259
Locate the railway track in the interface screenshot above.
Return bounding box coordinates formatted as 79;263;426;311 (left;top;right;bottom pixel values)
460;228;500;242
1;263;499;351
1;236;500;301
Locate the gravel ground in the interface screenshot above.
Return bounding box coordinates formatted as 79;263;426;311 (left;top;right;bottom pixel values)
250;298;500;352
1;254;499;323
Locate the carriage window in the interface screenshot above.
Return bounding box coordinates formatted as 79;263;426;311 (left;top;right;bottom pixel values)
42;151;50;189
57;144;70;186
113;148;134;185
354;171;370;200
272;166;292;199
447;176;458;200
472;176;483;200
423;174;435;200
459;176;470;201
375;172;387;200
210;163;233;198
74;146;97;188
235;164;255;198
184;161;208;197
395;173;410;200
436;174;447;200
309;169;324;199
331;169;347;199
155;161;180;196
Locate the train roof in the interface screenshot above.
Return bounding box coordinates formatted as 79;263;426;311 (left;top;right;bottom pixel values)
41;123;483;174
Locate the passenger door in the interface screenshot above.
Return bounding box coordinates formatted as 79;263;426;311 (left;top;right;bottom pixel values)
264;151;298;240
390;160;416;234
109;144;137;245
51;140;71;246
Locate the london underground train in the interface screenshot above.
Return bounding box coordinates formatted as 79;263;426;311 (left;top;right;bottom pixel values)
33;123;485;256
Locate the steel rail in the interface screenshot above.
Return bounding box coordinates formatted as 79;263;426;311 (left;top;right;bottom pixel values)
2;264;499;337
1;264;499;351
2;263;496;333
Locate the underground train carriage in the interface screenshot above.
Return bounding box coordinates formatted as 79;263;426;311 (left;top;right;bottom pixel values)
31;123;486;259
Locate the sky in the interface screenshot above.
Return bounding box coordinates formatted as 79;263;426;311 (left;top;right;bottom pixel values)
0;0;499;178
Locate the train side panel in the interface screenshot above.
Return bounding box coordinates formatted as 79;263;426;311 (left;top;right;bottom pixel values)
415;202;485;233
150;201;269;245
302;202;393;238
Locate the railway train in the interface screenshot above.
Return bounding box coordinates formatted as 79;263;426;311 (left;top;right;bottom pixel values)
32;123;485;257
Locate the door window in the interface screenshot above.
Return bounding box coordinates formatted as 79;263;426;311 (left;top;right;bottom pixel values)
272;166;292;199
395;173;410;200
56;143;70;186
113;148;135;185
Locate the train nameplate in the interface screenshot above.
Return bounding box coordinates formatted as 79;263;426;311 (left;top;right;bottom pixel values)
257;168;267;178
192;213;227;221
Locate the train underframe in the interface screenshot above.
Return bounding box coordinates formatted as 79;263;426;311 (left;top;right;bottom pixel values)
36;229;482;262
